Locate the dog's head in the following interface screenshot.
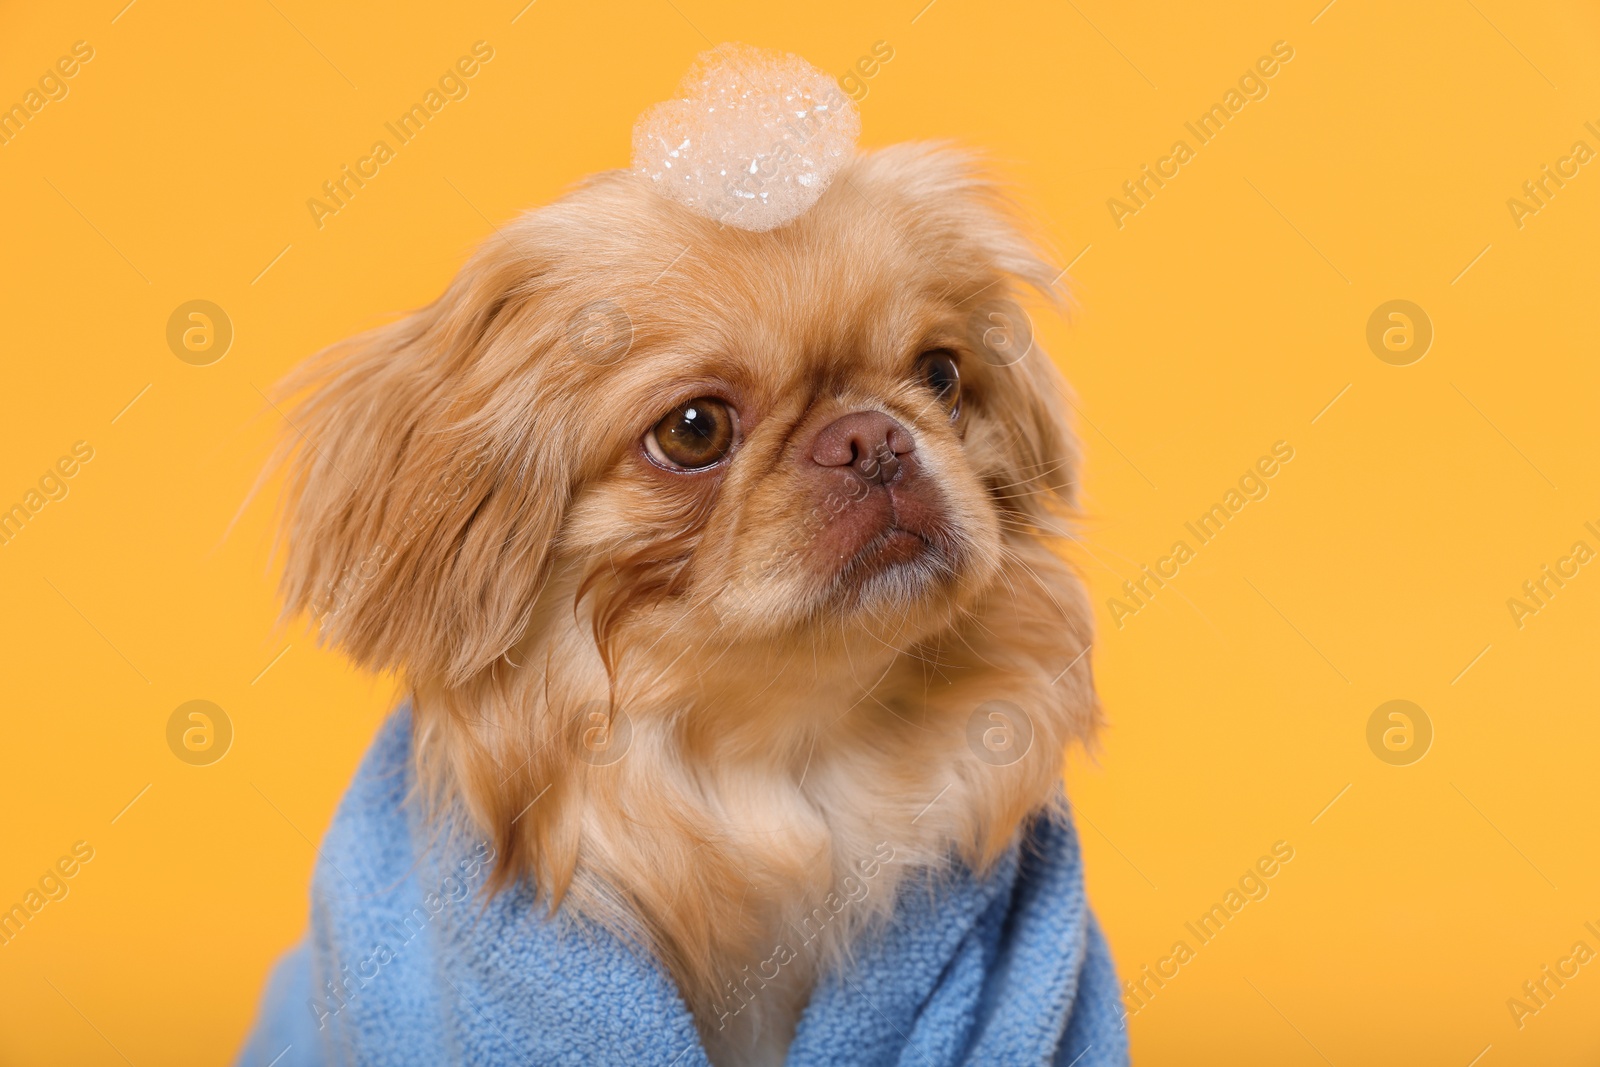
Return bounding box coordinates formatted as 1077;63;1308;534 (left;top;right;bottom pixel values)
275;144;1100;1000
277;145;1081;704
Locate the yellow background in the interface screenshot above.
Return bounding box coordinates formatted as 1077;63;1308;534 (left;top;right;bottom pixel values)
2;1;1596;1063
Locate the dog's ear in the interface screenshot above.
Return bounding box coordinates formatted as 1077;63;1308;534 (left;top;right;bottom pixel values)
272;232;575;687
971;245;1081;524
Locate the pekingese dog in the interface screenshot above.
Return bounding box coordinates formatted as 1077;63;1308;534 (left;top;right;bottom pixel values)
273;142;1098;1065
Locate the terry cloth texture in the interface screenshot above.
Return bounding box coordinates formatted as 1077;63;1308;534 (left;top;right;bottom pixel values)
238;706;1129;1066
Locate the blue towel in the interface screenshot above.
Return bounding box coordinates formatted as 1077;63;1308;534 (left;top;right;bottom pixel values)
238;707;1129;1066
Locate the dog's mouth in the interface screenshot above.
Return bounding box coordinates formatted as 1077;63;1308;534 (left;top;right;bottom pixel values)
831;529;962;617
816;497;964;608
850;526;933;573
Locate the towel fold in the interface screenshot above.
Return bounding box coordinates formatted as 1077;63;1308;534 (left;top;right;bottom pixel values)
237;707;1128;1066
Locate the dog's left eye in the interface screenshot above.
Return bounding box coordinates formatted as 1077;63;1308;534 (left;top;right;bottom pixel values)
917;350;961;418
644;398;736;471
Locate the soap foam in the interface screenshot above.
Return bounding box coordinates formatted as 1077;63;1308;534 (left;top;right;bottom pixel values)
631;44;861;231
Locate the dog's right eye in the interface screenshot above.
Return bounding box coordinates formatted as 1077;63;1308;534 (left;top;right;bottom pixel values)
644;398;737;471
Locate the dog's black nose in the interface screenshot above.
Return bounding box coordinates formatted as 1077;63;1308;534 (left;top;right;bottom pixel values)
809;411;916;485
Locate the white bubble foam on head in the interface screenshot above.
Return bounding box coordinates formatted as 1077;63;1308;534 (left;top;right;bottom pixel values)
631;44;861;232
